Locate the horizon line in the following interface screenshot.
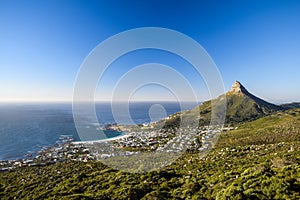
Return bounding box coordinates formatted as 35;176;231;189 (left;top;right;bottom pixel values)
0;100;202;104
0;99;299;105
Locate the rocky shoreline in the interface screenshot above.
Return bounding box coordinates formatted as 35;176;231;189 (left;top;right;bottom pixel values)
0;135;95;172
0;123;126;172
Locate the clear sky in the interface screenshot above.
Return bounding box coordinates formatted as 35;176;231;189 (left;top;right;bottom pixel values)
0;0;299;103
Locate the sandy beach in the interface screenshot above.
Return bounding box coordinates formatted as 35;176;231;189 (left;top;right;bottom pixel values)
73;132;130;144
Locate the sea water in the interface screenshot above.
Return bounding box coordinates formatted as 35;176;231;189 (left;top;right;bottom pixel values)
0;102;197;160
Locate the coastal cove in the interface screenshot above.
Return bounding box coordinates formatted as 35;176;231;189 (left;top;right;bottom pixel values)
0;102;197;161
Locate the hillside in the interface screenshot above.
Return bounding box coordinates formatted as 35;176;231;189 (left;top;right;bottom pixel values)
162;81;283;129
217;108;300;148
1;108;299;199
199;81;282;123
1;82;299;199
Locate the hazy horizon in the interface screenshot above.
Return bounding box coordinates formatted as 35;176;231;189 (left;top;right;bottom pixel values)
0;97;296;105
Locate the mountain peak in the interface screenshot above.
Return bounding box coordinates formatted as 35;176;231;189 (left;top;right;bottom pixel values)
228;80;248;95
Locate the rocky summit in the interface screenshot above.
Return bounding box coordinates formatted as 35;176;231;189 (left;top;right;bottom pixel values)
227;80;249;95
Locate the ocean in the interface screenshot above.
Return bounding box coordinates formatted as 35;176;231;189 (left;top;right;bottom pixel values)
0;102;197;161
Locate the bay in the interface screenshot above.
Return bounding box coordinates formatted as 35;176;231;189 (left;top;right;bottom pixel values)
0;102;197;160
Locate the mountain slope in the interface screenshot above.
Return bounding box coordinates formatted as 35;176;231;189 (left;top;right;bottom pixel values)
162;81;283;128
217;108;300;148
193;81;283;124
224;81;283;122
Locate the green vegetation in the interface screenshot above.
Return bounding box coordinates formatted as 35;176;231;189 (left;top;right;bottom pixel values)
161;84;284;130
1;109;300;199
0;142;299;199
191;92;283;125
217;108;300;148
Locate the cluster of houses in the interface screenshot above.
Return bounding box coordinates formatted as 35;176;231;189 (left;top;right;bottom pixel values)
88;125;227;158
0;125;236;171
0;135;94;172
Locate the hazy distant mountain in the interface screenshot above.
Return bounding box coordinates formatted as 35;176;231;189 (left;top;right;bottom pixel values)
280;102;300;109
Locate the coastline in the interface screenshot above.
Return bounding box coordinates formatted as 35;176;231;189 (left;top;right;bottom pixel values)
73;132;130;144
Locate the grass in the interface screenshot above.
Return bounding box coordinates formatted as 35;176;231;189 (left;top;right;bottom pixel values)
217;108;300;148
1;109;300;199
1;142;299;199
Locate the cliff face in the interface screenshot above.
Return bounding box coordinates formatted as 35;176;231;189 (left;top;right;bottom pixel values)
227;80;249;95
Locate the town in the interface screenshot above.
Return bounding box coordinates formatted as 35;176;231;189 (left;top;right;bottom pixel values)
0;124;236;172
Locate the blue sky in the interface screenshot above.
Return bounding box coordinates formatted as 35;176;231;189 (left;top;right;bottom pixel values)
0;0;299;103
